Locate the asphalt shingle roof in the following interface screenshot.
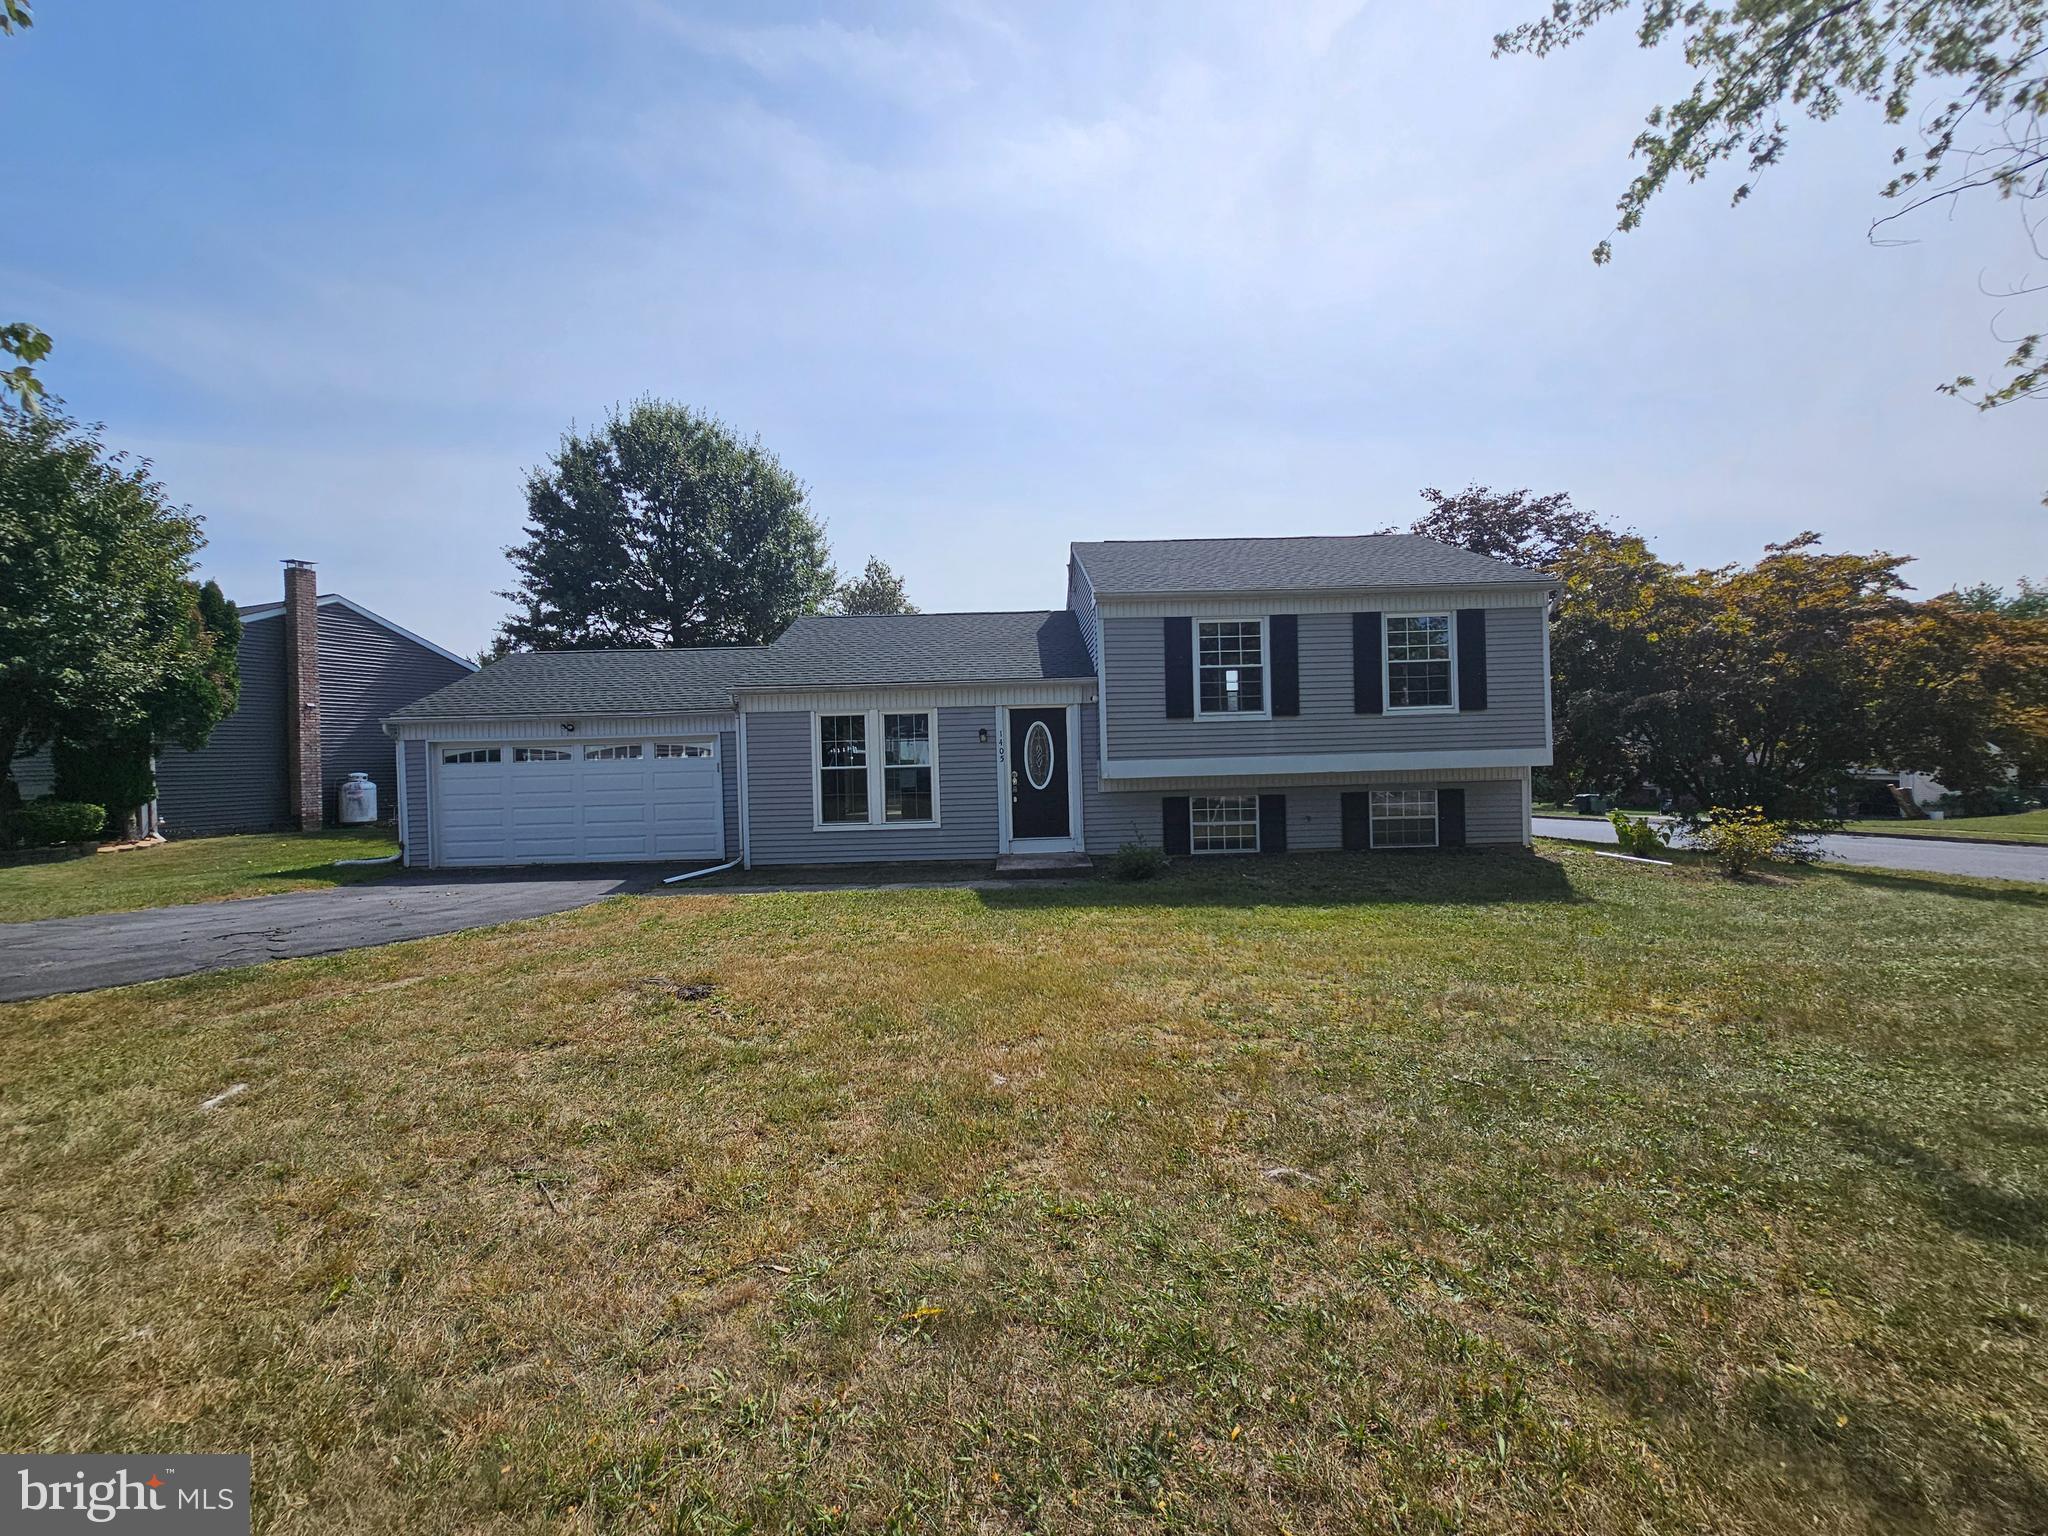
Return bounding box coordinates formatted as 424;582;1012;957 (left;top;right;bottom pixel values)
735;611;1094;688
387;611;1094;722
387;646;771;720
1070;534;1552;595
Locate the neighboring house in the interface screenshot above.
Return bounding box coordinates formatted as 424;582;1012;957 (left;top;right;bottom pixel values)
11;561;476;835
386;534;1554;869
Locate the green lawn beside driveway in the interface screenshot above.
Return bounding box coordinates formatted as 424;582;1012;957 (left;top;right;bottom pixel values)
1837;808;2048;845
1;847;2043;1533
0;828;400;922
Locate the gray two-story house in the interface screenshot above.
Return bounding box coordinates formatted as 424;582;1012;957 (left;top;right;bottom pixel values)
384;535;1553;869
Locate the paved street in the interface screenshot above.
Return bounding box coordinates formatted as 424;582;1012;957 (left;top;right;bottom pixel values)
1533;817;2048;883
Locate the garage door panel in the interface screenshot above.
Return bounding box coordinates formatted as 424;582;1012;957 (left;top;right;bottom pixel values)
434;738;723;866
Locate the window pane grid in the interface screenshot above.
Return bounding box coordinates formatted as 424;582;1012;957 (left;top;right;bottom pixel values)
1191;794;1259;853
819;714;868;824
1198;620;1265;714
655;742;713;759
583;744;643;761
513;747;570;762
882;713;933;822
1369;789;1438;849
1386;615;1453;709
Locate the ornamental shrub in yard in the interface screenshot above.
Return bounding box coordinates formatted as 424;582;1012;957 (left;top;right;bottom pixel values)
8;799;106;849
1607;810;1670;858
1688;805;1817;877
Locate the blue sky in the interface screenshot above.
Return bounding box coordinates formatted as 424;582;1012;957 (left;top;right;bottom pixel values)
8;1;2043;656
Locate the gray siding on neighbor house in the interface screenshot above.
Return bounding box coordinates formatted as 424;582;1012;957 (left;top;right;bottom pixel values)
1101;605;1547;762
8;744;57;799
1080;704;1524;851
317;605;473;824
156;614;290;835
403;738;429;864
745;706;999;865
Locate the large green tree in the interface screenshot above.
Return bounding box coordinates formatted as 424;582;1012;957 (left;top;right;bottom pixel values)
1498;1;2047;414
0;403;238;809
1547;531;2048;813
497;400;837;651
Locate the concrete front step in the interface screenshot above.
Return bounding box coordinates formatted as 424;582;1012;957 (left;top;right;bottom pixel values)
993;852;1094;878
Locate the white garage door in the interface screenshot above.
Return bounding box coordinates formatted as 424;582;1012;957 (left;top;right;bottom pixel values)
433;738;723;866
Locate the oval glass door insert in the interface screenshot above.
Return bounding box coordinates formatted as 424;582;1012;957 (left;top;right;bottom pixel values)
1023;720;1055;790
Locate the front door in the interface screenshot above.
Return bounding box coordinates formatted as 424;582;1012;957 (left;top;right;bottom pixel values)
1007;707;1070;840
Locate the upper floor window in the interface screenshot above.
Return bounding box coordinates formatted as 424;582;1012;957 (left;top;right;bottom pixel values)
1385;614;1454;710
1197;619;1265;716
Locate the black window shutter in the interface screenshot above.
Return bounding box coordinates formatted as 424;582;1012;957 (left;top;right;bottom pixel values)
1258;793;1287;854
1341;792;1371;851
1269;616;1299;716
1353;612;1383;714
1163;618;1194;719
1439;787;1467;848
1162;796;1191;855
1456;610;1487;711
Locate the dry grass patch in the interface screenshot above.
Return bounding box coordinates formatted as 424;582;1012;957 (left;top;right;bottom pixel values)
2;848;2044;1533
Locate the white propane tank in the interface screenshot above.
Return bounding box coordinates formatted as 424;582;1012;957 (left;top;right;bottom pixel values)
339;772;378;825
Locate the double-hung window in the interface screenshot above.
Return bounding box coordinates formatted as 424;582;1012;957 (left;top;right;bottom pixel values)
1190;795;1259;853
818;714;870;824
1385;614;1454;710
817;710;938;827
1197;619;1266;716
1369;789;1438;848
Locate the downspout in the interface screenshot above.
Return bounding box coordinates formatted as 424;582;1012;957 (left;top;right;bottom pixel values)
664;857;740;885
736;709;752;870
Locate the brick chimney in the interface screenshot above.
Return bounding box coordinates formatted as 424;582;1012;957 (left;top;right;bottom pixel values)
282;560;323;829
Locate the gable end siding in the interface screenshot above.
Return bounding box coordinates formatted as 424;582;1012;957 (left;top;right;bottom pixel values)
318;605;475;823
155;613;289;835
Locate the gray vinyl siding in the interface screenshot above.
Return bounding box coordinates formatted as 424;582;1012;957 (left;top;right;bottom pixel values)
745;706;999;865
155;614;289;835
1067;559;1101;673
403;738;429;865
8;744;56;799
720;728;739;857
1102;606;1547;760
1080;709;1525;850
317;605;472;824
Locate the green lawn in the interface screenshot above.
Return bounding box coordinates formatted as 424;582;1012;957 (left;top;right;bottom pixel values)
0;828;400;922
1838;809;2048;845
2;848;2043;1533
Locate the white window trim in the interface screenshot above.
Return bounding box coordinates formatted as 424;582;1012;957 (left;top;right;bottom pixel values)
811;708;941;831
1368;787;1440;849
1193;615;1272;721
1189;793;1261;855
1383;612;1459;715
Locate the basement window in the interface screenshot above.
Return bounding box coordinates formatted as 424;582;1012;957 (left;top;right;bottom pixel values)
1190;795;1258;853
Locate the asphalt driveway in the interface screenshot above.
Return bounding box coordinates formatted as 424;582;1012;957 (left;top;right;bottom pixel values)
0;870;658;1002
1533;817;2048;883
